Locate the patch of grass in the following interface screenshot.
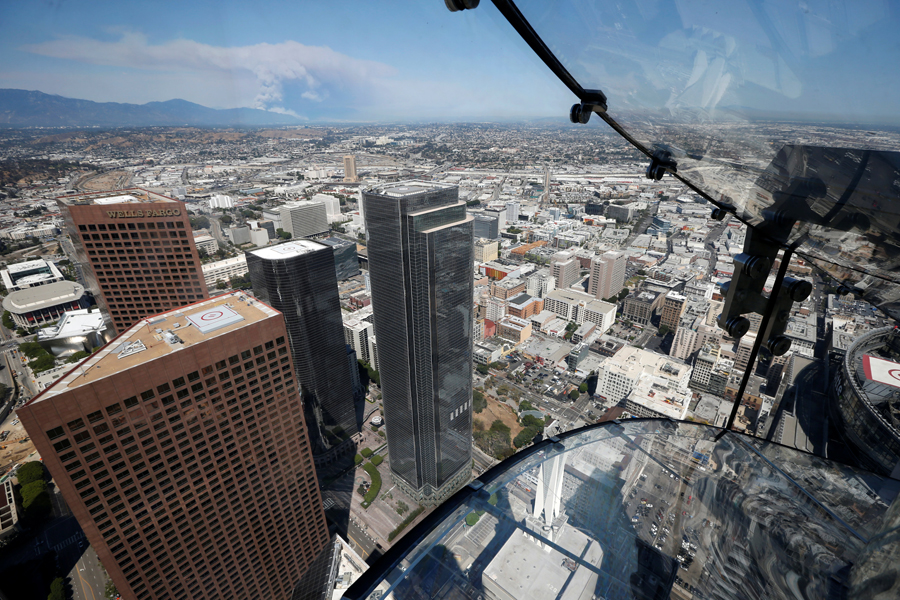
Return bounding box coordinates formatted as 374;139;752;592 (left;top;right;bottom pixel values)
361;462;382;507
387;506;425;542
465;510;485;526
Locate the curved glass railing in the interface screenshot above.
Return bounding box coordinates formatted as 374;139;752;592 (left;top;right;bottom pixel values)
484;0;900;322
343;419;900;600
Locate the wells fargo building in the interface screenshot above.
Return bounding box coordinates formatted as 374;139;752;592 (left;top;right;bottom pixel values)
58;189;209;335
18;293;330;599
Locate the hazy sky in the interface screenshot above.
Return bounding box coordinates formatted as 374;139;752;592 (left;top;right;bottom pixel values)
0;1;574;121
1;0;897;123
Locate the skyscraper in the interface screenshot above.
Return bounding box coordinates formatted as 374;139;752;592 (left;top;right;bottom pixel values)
58;189;209;335
659;291;687;333
551;250;579;289
343;155;358;183
278;201;329;239
18;293;330;600
505;201;520;224
588;251;626;300
362;181;474;505
247;241;359;461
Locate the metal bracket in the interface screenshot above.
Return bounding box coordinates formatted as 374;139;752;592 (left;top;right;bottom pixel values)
715;193;814;355
569;90;608;124
646;149;677;180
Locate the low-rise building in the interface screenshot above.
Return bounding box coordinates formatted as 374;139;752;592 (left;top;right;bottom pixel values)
595;346;691;404
202;254;248;289
571;322;596;345
498;315;532;344
193;234;219;255
36;308;110;357
622;290;661;326
1;259;64;291
507;293;544;320
1;281;89;328
0;480;20;540
491;277;526;300
474;239;500;263
622;379;690;420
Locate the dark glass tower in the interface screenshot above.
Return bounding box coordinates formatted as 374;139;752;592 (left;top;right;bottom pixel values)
362;182;474;505
247;241;359;462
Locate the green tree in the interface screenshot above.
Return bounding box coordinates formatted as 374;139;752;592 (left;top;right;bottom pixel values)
475;363;490;375
1;311;14;330
518;400;535;412
219;214;233;225
29;354;56;373
568;388;581;401
48;577;65;600
276;228;292;240
473;390;486;413
20;480;51;518
658;324;670;336
15;461;45;486
189;215;211;230
66;350;91;364
215;279;227;290
104;580;118;600
19;341;46;359
579;382;588;393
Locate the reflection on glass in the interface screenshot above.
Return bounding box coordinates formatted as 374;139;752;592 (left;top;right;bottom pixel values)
508;0;900;322
349;421;898;600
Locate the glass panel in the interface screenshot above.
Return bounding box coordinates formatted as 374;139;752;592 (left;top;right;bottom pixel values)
508;0;900;320
353;421;897;600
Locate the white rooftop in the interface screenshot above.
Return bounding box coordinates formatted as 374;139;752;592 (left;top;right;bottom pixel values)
7;259;53;274
93;195;140;205
250;240;325;260
37;309;106;341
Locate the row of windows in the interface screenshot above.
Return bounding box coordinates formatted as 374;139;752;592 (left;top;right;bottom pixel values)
45;337;287;443
78;220;185;232
83;229;186;241
71;370;315;599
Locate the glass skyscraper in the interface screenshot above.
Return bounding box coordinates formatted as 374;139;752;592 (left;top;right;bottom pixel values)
247;241;359;462
362;182;474;505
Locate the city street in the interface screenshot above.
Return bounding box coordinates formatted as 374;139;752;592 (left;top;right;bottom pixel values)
69;545;109;600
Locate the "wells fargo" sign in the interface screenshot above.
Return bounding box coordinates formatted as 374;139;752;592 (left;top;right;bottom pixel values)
106;208;181;218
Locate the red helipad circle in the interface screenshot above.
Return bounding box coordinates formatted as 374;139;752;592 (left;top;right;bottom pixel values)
201;311;224;321
890;369;900;382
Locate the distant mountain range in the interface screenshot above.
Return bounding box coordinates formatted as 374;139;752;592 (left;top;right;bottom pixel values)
0;89;303;128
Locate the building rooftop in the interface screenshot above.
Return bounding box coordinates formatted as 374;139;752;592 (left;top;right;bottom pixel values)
57;188;177;206
2;281;85;313
483;525;602;600
37;309;106;341
249;240;325;260
201;254;247;272
507;292;534;307
28;292;279;403
7;259;54;274
367;180;454;197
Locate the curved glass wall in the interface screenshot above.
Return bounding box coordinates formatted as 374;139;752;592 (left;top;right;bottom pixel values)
483;0;900;322
344;419;900;600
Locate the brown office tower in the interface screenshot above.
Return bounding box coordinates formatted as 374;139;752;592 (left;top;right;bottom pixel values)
57;189;209;335
18;293;330;600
